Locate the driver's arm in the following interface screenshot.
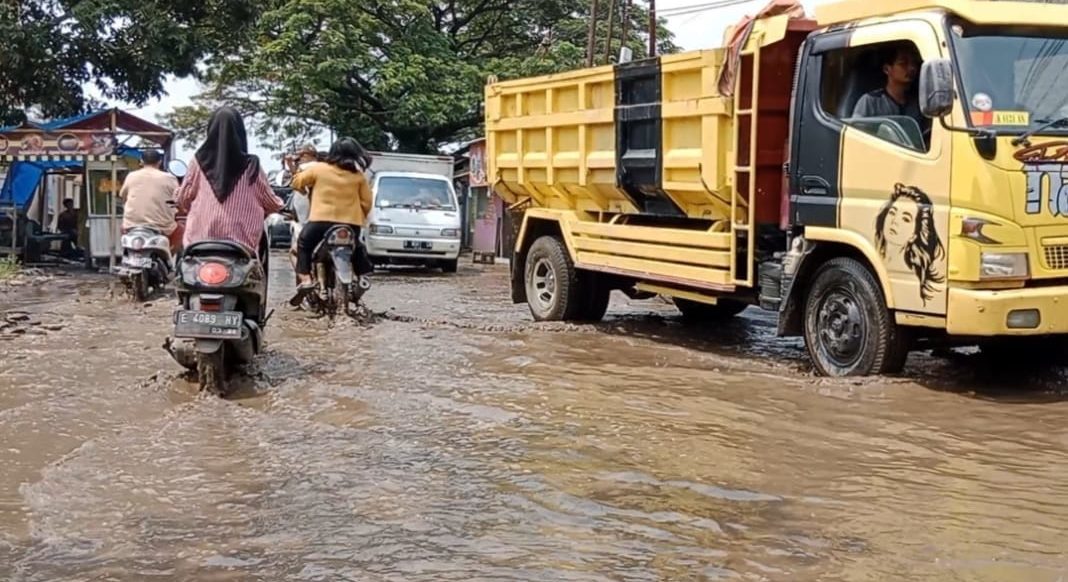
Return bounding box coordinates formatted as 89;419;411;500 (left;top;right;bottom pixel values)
852;93;876;119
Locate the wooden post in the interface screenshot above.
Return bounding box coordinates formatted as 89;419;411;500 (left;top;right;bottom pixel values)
604;0;619;64
109;161;117;271
645;0;653;57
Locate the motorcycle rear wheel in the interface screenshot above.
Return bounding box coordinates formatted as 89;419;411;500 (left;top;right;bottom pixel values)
131;273;149;302
197;349;227;396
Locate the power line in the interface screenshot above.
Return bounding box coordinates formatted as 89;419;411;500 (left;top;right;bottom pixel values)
659;0;759;17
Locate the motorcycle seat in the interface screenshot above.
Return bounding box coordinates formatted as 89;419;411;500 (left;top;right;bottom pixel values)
184;240;254;260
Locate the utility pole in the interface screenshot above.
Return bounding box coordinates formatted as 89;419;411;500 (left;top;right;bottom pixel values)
586;0;600;67
604;0;619;64
648;0;657;58
620;0;631;56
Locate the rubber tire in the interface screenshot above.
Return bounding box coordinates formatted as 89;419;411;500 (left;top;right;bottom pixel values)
133;273;149;302
674;297;748;322
803;257;909;377
332;282;348;318
575;271;611;322
524;235;582;322
198;349;227;396
441;259;459;273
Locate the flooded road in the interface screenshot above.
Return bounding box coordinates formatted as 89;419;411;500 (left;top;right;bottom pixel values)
2;253;1068;581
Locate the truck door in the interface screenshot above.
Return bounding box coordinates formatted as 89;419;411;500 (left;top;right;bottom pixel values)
790;21;951;317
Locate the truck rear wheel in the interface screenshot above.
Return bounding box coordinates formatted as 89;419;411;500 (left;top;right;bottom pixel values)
575;272;611;322
674;297;748;321
803;257;909;377
525;235;582;321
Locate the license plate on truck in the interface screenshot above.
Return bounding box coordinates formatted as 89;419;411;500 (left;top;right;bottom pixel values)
403;240;433;250
174;310;243;339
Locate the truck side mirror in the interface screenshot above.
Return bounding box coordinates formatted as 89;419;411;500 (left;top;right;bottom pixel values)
919;59;955;118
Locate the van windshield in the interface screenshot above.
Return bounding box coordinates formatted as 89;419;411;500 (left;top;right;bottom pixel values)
375;177;456;210
948;20;1068;133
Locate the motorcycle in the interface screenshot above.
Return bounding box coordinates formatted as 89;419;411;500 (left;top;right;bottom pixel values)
116;225;173;301
306;224;371;318
114;159;188;301
283;204;370;317
164;232;271;396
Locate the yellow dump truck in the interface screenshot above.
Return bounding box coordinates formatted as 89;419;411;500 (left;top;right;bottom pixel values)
483;0;1068;376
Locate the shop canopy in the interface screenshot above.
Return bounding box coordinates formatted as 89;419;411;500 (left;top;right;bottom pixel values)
0;109;172;209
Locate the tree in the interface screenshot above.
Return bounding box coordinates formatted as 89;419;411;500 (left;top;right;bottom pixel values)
162;0;678;154
0;0;261;121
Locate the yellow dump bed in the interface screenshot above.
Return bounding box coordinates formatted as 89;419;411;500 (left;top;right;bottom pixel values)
484;13;815;228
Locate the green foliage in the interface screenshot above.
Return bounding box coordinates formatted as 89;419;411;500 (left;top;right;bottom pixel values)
0;255;19;281
0;0;261;120
163;0;679;154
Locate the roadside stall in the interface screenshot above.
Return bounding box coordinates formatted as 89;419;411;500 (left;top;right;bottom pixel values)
0;109;174;268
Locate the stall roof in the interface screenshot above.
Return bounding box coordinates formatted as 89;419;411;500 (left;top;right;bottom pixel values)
0;108;173;146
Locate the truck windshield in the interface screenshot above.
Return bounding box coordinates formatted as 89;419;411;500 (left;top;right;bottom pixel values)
948;21;1068;134
375;177;456;210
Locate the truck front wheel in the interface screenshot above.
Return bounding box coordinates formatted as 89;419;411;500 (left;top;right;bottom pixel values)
803;257;909;377
525;235;581;321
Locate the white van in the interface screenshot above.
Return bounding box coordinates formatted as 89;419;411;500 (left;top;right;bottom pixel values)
363;154;461;272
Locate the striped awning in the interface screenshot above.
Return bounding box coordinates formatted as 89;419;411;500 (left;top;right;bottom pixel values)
1;154;120;163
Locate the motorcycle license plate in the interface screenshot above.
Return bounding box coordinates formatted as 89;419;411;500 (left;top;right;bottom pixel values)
174;310;243;339
403;240;433;250
123;255;152;267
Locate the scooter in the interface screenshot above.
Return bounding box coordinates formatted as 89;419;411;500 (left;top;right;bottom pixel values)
115;225;173;301
280;201;371;317
306;224;371;318
164;232;271;396
113;159;189;300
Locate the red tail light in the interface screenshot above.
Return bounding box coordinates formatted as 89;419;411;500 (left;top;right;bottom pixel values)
200;301;221;312
197;262;230;285
336;229;350;240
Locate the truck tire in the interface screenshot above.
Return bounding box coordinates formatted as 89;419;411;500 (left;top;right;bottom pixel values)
575;271;611;322
674;297;748;321
803;257;909;377
524;235;582;321
441;259;459;273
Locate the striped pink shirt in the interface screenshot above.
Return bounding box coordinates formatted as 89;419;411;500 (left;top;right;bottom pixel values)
176;159;284;254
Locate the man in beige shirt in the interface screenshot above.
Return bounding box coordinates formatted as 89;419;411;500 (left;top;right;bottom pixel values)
118;149;181;251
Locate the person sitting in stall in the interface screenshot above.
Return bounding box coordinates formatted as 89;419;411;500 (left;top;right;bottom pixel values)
118;149;182;252
56;198;81;259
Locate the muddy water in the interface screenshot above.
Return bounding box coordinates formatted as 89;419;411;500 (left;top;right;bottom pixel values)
2;254;1068;581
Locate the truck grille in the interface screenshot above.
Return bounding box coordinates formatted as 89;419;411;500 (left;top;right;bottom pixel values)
1043;244;1068;270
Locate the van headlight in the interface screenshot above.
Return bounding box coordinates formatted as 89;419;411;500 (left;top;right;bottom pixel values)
369;224;393;235
980;252;1029;280
440;228;459;237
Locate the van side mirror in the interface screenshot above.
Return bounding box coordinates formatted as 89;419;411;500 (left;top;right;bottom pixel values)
919;59;955;118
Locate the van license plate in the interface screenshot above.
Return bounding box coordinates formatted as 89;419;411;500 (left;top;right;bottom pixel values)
403;240;433;250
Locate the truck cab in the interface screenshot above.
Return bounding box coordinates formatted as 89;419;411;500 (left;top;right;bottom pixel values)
484;0;1068;376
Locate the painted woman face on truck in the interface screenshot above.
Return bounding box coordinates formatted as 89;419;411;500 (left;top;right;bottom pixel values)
875;184;946;305
884;196;918;248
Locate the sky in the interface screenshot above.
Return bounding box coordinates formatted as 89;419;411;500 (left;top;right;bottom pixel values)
106;0;829;172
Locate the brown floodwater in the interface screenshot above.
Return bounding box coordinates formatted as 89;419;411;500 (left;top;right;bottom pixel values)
1;253;1067;581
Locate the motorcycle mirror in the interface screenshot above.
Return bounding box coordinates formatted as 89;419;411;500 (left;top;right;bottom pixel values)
168;159;188;178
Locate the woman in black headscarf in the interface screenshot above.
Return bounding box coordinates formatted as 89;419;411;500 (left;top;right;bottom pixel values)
176;107;284;254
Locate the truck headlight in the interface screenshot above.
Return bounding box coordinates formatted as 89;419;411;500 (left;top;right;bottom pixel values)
369;224;393;235
440;228;459;237
980;252;1029;280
